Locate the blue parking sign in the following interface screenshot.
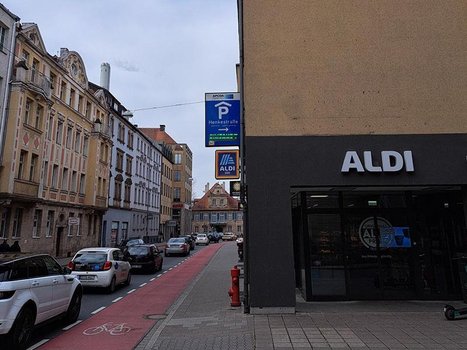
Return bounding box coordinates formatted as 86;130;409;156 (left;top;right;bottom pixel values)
205;92;240;147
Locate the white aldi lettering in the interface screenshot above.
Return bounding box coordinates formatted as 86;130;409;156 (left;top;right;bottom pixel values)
341;150;414;173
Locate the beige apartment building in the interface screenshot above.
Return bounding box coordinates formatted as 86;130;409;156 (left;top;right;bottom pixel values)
240;1;467;312
0;23;111;257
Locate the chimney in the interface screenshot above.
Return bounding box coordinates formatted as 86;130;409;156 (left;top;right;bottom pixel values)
160;124;165;132
100;62;111;90
205;183;210;193
222;182;225;190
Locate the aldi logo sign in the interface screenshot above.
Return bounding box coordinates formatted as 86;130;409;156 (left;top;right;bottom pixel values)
215;150;239;179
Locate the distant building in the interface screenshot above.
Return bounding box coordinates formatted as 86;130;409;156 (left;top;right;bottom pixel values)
140;125;192;236
90;74;163;247
191;182;243;236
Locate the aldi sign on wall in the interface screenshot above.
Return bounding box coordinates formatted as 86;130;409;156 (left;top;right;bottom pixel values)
215;150;239;179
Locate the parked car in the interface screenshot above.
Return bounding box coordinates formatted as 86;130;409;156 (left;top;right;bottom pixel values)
222;232;237;241
67;247;131;293
0;253;82;349
208;232;221;243
126;244;163;273
118;238;145;251
165;238;190;257
195;233;210;245
181;235;195;250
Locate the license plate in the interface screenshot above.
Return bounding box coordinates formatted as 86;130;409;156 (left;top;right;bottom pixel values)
79;275;95;280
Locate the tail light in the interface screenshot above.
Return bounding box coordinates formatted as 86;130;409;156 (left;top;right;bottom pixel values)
103;261;112;270
67;261;75;270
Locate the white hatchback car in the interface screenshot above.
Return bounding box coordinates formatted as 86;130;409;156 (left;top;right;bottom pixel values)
0;253;82;349
68;248;131;293
195;234;209;245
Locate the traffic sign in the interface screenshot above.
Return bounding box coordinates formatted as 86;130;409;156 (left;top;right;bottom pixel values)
205;92;240;147
215;150;240;179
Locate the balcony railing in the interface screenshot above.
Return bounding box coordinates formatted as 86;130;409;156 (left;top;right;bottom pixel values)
16;68;52;99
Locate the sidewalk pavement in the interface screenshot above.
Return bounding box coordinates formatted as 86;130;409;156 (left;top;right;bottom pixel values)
135;242;467;350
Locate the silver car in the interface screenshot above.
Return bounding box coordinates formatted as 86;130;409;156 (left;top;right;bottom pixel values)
165;238;190;257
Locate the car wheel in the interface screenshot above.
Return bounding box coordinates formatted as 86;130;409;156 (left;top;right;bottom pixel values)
6;306;35;349
149;262;157;274
107;276;117;293
64;288;82;325
124;272;131;286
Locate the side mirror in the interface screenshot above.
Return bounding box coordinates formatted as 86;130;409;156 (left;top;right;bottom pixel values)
63;266;72;274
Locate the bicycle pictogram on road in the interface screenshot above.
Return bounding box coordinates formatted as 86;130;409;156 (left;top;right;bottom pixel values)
83;322;131;336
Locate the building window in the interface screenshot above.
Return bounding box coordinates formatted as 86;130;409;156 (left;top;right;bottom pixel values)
31;59;39;83
29;154;38;182
0;26;6;51
56;120;64;144
12;208;23;238
174;153;182;164
46;210;54;237
227;213;233;221
43;161;49;187
60;81;67;101
128;131;134;149
210;213;217;223
83;135;89;155
71;171;77;192
114;180;122;201
49;72;57;94
69;88;75;107
122;222;128;240
18;150;27;179
47;115;53;140
51;165;59;188
79;174;85;194
237;212;243;220
203;213;209;221
35;105;43;129
62;168;69;191
66;125;73;149
174;170;181;182
32;209;42;238
219;213;225;223
174;187;181;201
194;214;200;221
0;208;9;239
116;150;124;172
125;156;133;175
24;98;32;125
74;130;81;152
237;225;242;233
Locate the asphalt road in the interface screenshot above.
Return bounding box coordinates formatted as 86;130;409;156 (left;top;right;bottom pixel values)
25;244;211;350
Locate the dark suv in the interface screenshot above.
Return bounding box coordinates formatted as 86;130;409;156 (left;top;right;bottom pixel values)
0;253;82;349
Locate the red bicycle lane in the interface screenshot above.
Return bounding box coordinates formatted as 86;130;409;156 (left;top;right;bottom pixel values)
39;243;224;350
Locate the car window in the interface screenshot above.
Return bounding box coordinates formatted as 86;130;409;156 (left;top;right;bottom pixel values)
0;263;12;281
43;255;63;275
168;238;185;243
113;250;124;261
128;246;149;255
27;257;49;278
74;252;107;263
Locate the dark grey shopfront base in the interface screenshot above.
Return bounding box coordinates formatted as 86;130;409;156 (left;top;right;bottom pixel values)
245;134;467;309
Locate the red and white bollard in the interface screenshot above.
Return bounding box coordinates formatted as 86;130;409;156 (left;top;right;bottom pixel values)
228;265;241;307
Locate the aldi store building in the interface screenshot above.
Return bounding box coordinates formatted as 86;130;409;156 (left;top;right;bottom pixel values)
240;1;467;312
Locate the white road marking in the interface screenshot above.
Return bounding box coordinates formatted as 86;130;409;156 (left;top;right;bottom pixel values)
156;274;162;277
27;339;50;350
91;306;106;314
150;277;156;281
127;288;136;294
163;271;168;274
169;267;173;271
112;296;123;303
62;319;82;330
139;282;147;287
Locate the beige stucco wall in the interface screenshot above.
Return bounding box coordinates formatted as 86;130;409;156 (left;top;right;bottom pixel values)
243;0;467;136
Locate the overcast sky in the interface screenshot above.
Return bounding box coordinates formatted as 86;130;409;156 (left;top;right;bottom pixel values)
2;0;240;198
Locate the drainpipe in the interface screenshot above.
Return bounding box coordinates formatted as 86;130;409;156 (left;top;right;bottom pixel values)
237;0;249;314
0;21;18;165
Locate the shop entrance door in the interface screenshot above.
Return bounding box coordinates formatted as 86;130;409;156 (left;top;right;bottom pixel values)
308;213;347;298
345;210;417;299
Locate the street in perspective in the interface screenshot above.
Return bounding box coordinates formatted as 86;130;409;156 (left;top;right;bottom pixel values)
1;0;467;349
